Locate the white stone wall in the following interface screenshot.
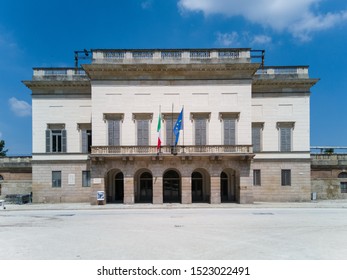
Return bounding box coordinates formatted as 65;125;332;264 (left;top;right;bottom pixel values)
91;82;252;146
252;93;310;152
32;97;92;153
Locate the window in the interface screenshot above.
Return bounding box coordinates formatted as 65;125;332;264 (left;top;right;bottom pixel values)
338;172;347;178
82;129;92;153
46;124;66;153
52;171;62;188
223;118;236;145
108;119;120;146
253;170;261;186
278;123;294;152
252;123;263;152
82;171;91;187
195;118;207;145
281;169;291;186
341;182;347;193
137;119;149;145
165;116;178;146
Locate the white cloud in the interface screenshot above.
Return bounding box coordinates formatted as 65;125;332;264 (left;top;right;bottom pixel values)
0;132;2;139
216;32;240;47
178;0;347;41
141;0;153;9
251;34;272;45
9;97;31;117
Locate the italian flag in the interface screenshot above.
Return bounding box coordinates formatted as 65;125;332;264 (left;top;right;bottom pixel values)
157;113;162;152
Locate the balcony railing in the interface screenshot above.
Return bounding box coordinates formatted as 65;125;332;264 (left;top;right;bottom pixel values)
32;68;88;81
92;48;251;64
91;145;253;155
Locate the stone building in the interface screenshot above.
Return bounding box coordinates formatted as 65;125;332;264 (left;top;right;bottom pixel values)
311;150;347;199
0;156;32;198
23;48;318;204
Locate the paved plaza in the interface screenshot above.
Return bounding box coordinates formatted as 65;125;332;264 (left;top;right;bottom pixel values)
1;201;347;260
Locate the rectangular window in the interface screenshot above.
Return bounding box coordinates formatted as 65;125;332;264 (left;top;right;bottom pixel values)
281;169;291;186
252;124;263;152
224;118;236;145
82;129;92;153
137;119;149;146
278;123;294;152
52;171;62;188
253;169;261;186
108;119;120;146
82;171;91;187
46;126;66;153
195;118;207;145
341;182;347;193
165;117;177;146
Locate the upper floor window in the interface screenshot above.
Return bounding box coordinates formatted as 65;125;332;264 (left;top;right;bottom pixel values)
133;113;152;146
163;113;178;146
278;122;294;152
338;172;347;178
78;123;92;153
220;113;238;146
252;123;263;152
104;114;123;146
46;124;66;153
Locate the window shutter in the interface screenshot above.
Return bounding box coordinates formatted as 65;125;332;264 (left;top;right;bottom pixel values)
61;129;67;152
280;127;291;152
108;120;120;146
45;130;51;153
137;120;149;146
224;118;235;145
195;118;206;145
252;126;261;152
82;130;88;153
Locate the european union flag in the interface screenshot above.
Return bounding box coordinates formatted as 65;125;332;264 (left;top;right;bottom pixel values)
173;108;183;145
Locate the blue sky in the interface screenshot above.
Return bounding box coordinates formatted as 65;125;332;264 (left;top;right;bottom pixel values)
0;0;346;155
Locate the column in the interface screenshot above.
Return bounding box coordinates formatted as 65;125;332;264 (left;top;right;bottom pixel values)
153;176;163;204
210;176;221;204
181;176;192;204
123;176;134;204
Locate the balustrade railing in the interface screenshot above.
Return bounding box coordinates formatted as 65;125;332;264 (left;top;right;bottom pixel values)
91;145;253;155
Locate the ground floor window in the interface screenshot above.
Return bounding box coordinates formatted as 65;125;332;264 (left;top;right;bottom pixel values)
253;169;261;186
82;171;91;187
52;171;61;187
281;169;291;186
341;182;347;193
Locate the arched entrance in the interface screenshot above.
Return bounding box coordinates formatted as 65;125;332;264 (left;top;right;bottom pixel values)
163;170;181;203
191;170;210;202
221;169;237;202
106;170;124;203
135;171;153;203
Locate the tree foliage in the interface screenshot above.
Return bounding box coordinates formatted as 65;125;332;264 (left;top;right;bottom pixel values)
0;140;8;157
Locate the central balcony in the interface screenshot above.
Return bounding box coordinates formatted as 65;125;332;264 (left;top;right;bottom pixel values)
91;145;253;157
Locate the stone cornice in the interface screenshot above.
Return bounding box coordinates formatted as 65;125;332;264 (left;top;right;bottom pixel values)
22;80;90;90
252;78;319;92
83;63;260;80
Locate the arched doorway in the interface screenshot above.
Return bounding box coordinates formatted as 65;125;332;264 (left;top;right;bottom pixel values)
136;171;153;203
163;170;181;203
192;172;203;202
106;170;124;203
221;169;237;202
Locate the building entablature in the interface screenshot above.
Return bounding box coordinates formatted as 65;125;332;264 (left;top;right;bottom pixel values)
83;62;260;80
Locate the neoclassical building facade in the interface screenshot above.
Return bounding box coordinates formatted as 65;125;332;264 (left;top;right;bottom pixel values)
24;48;318;204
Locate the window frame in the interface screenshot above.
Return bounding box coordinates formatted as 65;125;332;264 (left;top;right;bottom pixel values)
82;171;91;187
252;123;263;152
52;171;62;188
253;169;261;186
281;169;291;186
277;122;294;152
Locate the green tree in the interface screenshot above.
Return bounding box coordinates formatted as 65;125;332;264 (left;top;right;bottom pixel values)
0;140;8;157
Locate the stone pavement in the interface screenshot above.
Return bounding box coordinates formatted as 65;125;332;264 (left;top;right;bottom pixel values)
2;199;347;211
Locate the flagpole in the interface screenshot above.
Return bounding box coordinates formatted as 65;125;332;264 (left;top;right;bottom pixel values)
182;105;185;153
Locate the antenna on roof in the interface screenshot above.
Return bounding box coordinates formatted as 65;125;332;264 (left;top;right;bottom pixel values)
74;49;91;71
251;49;265;68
